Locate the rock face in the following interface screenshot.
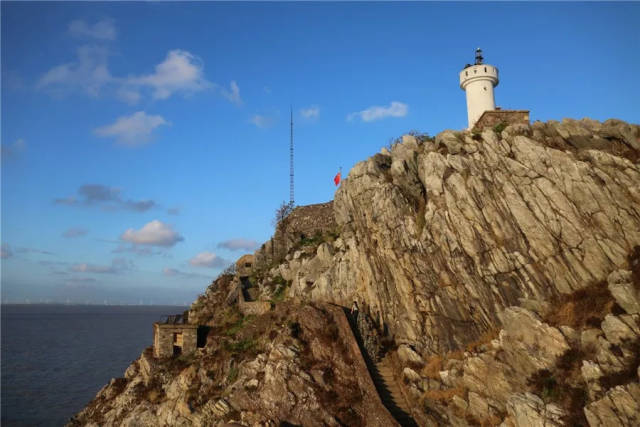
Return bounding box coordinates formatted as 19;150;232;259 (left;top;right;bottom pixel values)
282;118;640;354
70;118;640;426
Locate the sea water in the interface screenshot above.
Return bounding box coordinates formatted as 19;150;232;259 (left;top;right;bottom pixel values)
1;304;187;426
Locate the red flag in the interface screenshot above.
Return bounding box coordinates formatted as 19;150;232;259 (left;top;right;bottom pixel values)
334;171;341;186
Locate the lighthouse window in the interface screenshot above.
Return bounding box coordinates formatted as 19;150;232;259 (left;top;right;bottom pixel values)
465;71;468;76
484;67;487;72
474;69;477;74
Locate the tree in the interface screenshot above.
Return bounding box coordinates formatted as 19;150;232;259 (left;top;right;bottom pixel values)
272;201;294;227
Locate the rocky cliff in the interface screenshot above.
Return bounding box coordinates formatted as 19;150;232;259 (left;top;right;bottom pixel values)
70;118;640;426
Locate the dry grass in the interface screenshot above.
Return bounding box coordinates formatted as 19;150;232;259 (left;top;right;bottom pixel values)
544;281;621;329
447;349;465;360
422;386;466;404
465;413;504;427
421;355;443;379
527;347;589;426
466;329;499;353
598;338;640;390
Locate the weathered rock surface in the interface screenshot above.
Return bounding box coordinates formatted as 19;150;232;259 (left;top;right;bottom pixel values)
280;118;640;355
70;119;640;426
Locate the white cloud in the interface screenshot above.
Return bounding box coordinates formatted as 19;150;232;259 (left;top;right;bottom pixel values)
37;45;112;97
220;80;242;106
162;267;208;278
1;138;26;158
1;244;12;259
70;257;134;274
62;228;88;238
127;50;212;100
68;19;116;40
120;220;184;247
189;251;227;268
249;114;276;129
300;105;320;120
347;101;408;122
94;111;169;146
217;238;259;252
116;87;141;105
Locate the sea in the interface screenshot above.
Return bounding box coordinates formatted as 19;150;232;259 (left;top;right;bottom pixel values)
1;304;188;426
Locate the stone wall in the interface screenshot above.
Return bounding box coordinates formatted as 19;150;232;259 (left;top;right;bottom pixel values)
254;201;337;270
473;109;530;130
153;323;198;358
238;289;272;316
235;254;255;278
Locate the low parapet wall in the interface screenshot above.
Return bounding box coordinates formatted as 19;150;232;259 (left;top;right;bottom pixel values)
321;303;399;427
254;201;336;271
474;109;530;130
238;289;272;316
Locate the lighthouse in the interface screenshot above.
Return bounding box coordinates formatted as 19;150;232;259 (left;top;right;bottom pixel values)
460;49;499;129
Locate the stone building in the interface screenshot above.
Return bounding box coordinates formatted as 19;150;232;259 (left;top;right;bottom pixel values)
460;48;530;130
153;314;198;358
235;254;255;278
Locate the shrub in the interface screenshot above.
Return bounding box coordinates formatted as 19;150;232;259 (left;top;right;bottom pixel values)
225;338;256;353
421;355;443;379
226;366;238;384
544;281;620;329
493;121;508;135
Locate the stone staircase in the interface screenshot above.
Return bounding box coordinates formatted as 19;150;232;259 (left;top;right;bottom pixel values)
344;309;418;427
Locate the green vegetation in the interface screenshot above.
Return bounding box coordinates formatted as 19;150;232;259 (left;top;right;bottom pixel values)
271;280;290;303
493;121;508;135
225;338;257;353
300;232;324;247
226;365;239;384
224;312;254;336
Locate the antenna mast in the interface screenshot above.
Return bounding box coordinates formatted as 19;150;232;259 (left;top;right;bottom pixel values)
289;106;294;206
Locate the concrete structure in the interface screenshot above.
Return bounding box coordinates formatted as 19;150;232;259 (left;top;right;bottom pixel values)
460;48;499;129
235;254;255;278
473;109;530;131
238;289;272;316
153;314;198;358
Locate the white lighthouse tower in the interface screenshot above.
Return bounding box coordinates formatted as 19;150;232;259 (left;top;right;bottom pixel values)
460;49;499;129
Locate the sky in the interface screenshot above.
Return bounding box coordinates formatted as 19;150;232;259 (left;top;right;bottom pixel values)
2;2;639;305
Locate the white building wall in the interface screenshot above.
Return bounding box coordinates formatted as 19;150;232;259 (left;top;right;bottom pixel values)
460;64;499;129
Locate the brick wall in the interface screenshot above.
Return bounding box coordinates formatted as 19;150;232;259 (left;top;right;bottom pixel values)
473;110;530;131
254;201;337;270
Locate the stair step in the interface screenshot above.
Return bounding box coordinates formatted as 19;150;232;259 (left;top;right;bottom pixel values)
343;307;417;427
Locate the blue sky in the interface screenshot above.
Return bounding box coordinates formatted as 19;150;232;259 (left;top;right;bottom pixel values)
2;2;639;304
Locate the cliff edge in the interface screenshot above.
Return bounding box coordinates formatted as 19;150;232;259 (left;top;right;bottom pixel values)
70;118;640;426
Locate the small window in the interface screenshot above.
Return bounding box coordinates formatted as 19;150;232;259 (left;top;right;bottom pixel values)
484;67;487;72
484;87;487;91
465;71;468;76
474;69;477;74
